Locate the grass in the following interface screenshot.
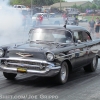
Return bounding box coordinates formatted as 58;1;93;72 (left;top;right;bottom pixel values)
85;16;100;21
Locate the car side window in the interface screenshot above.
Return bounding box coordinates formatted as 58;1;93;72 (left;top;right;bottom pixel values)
53;30;72;43
82;31;91;42
73;31;79;39
73;31;83;42
65;31;72;40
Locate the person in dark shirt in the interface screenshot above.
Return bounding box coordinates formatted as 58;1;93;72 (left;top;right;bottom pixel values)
74;16;78;25
89;18;95;37
95;17;100;38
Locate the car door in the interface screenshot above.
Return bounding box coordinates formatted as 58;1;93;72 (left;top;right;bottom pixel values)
73;31;88;68
82;31;96;64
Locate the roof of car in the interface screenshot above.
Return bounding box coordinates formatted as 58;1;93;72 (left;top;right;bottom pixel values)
13;5;25;6
33;25;87;31
34;13;47;15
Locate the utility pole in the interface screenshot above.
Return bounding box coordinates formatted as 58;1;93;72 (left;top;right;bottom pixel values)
60;0;61;11
31;0;33;16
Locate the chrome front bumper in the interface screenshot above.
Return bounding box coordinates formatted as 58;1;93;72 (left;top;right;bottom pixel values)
0;57;61;76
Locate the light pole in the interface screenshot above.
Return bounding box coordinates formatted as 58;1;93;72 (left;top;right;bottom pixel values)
31;0;32;16
60;0;61;11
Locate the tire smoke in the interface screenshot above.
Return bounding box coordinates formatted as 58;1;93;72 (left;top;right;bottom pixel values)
0;0;28;45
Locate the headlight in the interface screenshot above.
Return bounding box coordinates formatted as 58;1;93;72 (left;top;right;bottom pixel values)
0;49;4;57
46;53;54;61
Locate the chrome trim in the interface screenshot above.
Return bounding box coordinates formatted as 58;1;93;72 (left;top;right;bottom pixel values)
16;52;33;57
55;50;88;59
55;53;75;59
0;48;4;57
0;57;61;76
0;65;61;76
7;62;41;68
0;57;54;66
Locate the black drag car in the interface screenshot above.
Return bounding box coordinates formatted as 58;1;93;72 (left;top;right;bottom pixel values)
0;25;100;84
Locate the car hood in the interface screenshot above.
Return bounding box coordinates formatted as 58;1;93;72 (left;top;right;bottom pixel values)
7;42;66;60
5;42;71;60
12;42;59;51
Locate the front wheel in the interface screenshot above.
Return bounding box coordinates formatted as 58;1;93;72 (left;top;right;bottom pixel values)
54;62;69;84
84;56;98;72
3;72;17;80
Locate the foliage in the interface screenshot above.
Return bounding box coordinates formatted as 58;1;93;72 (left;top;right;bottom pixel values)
9;0;64;6
72;3;97;12
97;6;100;9
93;0;100;6
91;3;97;9
72;3;78;9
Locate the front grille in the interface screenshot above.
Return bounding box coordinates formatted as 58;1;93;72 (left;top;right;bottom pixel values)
7;64;45;70
7;60;47;66
1;60;48;71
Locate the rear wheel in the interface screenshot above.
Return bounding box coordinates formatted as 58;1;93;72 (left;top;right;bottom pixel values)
3;72;17;80
84;56;98;72
55;62;69;84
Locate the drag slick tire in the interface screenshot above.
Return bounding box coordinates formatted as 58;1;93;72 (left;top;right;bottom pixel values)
3;72;17;80
55;62;69;84
84;56;98;72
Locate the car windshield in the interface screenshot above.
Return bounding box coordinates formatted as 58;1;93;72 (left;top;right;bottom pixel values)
29;29;72;43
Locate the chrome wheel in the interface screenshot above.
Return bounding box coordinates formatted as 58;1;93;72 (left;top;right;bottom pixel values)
61;64;67;81
84;56;98;72
54;62;69;84
93;56;96;67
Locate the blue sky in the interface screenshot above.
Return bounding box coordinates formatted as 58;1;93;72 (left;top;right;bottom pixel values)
65;0;93;2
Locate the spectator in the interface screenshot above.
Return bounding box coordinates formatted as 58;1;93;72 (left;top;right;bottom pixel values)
99;18;100;32
62;13;67;21
95;17;100;38
88;18;95;37
39;15;43;24
36;15;43;26
65;17;68;25
74;16;78;25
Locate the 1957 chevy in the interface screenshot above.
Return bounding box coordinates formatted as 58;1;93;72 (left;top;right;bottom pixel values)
0;25;100;84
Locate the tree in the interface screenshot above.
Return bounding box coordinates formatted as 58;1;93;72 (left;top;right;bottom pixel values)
93;0;100;6
77;6;82;12
97;5;100;9
9;0;65;6
72;3;78;9
91;3;97;9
